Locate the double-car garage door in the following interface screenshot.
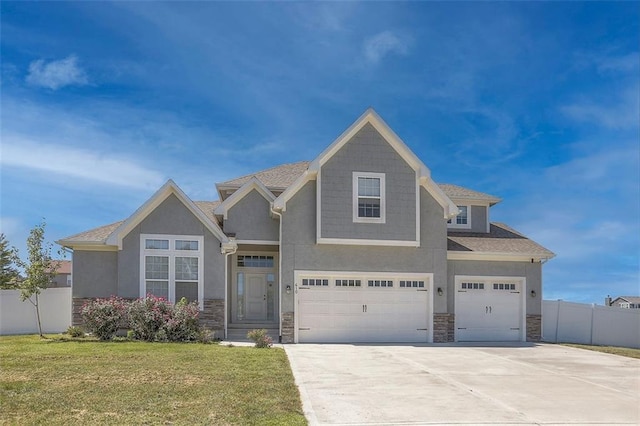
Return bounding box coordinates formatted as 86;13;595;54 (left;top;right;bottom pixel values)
296;272;432;343
455;276;525;342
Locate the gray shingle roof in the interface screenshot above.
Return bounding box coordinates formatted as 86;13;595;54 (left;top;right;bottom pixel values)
437;184;501;204
59;201;221;245
216;161;310;190
448;223;554;257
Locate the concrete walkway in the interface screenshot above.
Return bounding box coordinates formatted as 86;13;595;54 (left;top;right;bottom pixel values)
284;343;640;425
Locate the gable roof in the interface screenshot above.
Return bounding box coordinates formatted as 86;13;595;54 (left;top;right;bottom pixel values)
447;223;555;260
273;108;458;218
214;177;275;219
438;184;501;205
610;296;640;305
216;161;310;191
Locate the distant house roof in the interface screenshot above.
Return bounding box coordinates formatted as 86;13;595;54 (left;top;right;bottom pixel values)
216;161;311;190
448;223;555;259
437;184;501;205
610;296;640;305
55;260;72;275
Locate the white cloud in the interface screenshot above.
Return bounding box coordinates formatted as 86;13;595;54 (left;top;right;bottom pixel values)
1;137;165;190
560;85;640;130
26;55;89;90
363;31;409;64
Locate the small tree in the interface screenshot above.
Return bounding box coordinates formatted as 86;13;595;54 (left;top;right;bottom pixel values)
13;221;61;338
0;233;20;289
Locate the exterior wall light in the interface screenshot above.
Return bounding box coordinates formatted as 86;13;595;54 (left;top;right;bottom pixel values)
437;287;443;296
286;285;292;295
530;290;536;298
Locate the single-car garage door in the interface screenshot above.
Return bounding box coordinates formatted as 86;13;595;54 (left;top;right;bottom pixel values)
296;272;433;343
455;276;525;342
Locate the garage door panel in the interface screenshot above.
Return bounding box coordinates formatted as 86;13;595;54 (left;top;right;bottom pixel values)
297;274;431;343
455;277;524;342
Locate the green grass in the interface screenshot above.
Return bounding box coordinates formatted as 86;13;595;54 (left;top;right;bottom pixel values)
0;335;306;425
562;343;640;359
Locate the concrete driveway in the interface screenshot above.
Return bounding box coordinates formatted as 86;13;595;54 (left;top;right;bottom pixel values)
284;343;640;425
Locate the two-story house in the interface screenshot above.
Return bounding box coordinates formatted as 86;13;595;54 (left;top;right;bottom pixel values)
58;109;554;343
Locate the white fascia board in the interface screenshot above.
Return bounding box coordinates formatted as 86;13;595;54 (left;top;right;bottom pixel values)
420;176;458;219
272;169;316;211
317;237;420;247
447;251;555;262
214;177;275;220
106;179;228;249
55;241;118;251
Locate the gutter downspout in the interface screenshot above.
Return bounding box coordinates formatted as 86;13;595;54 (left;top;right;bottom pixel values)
270;205;283;343
221;239;237;341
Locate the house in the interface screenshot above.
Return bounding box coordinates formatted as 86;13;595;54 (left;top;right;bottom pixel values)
47;260;72;287
606;296;640;309
57;109;554;343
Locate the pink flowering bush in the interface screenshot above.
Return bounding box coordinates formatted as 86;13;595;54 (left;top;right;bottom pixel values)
163;298;201;342
81;296;129;340
128;295;173;341
247;329;273;348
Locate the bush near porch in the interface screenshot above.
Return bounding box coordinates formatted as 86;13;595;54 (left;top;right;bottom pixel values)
0;335;306;425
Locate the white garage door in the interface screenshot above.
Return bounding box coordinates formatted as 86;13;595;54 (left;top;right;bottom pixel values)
455;276;525;342
296;272;432;343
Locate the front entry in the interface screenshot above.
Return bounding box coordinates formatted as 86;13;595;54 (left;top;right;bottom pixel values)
245;273;267;320
231;253;278;324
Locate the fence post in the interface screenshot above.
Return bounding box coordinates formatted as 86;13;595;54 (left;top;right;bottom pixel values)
554;300;561;343
589;303;595;345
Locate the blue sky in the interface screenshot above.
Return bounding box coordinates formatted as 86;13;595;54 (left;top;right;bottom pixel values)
1;2;638;304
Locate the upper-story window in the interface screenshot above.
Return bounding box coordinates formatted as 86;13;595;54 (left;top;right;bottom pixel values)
447;205;471;229
352;172;386;223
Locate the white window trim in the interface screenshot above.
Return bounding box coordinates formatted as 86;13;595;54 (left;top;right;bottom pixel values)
352;172;386;224
448;205;471;229
140;234;204;310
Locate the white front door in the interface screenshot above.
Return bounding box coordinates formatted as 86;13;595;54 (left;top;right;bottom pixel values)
245;273;267;320
455;277;524;342
296;273;433;343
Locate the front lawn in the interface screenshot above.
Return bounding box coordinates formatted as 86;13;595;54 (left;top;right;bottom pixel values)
0;335;306;425
562;343;640;359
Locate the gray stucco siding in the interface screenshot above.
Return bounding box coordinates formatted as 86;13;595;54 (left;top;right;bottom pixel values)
320;123;417;241
117;194;226;301
448;205;488;233
282;182;448;313
224;189;279;241
447;260;542;315
72;250;118;298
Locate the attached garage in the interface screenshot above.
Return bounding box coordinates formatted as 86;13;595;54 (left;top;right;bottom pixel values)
454;275;526;342
295;271;433;343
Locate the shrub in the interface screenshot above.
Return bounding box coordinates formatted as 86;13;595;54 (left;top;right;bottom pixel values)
81;297;128;340
66;326;84;338
128;295;173;342
247;329;273;348
164;298;201;342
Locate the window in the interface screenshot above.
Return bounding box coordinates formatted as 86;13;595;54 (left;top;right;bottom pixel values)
399;280;424;288
447;205;471;229
237;255;274;268
367;279;393;287
461;282;484;290
493;283;516;291
353;172;385;223
301;278;328;286
336;279;361;287
141;235;203;309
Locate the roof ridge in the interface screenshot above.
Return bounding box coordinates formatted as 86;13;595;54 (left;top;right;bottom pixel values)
217;160;310;186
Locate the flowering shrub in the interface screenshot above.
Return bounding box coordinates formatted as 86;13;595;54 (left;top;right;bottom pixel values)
128;295;173;341
81;296;128;340
247;329;273;348
163;298;201;342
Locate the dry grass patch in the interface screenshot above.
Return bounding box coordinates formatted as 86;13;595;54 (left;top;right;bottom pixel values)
562;343;640;359
0;335;306;425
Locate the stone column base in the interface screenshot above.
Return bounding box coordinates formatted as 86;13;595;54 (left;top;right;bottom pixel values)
526;314;542;342
433;313;455;342
72;297;95;327
200;299;225;339
281;312;294;343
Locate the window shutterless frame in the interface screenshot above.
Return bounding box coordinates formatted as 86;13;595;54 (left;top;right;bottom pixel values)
352;172;386;223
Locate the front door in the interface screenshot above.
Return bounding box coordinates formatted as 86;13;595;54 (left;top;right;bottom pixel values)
245;273;267;320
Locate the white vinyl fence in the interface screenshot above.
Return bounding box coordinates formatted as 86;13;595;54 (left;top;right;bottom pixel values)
543;300;640;349
0;288;72;335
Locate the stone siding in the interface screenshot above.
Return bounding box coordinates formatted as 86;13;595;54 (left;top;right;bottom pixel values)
201;299;225;339
281;311;294;343
527;314;542;342
433;313;455;343
72;297;94;326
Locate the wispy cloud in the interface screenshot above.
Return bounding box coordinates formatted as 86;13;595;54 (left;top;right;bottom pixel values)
1;137;165;190
560;85;640;130
26;55;88;90
363;31;409;64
